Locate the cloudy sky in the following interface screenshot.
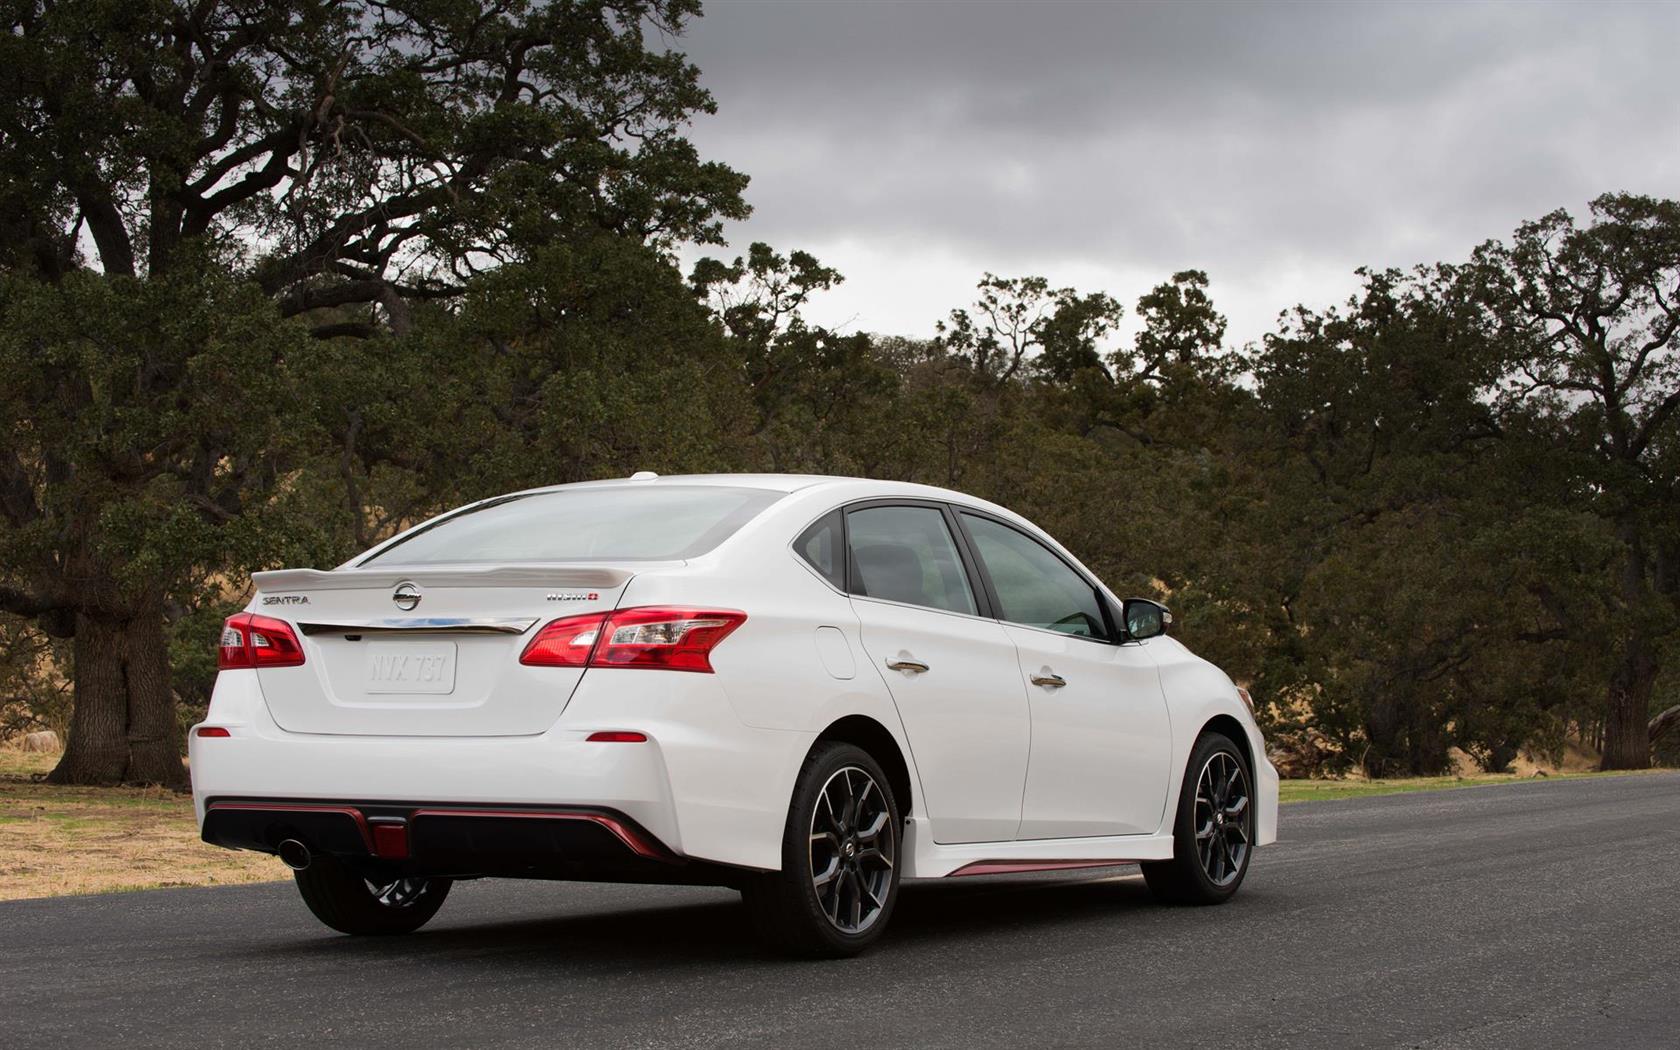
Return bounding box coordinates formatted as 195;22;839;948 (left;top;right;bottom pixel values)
673;0;1679;347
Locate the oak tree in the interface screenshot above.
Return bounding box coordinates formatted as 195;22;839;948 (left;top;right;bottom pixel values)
0;0;745;784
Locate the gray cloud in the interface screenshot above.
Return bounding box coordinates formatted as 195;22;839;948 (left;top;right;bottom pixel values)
673;0;1680;344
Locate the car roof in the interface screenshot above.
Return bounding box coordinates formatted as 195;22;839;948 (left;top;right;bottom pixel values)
536;473;1046;543
526;473;979;502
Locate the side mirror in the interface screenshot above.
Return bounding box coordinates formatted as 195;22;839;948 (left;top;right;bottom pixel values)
1122;598;1172;641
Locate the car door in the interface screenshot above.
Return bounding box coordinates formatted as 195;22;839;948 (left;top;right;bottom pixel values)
956;511;1173;839
843;502;1030;844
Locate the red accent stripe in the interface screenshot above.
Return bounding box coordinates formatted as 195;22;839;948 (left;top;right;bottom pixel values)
949;859;1131;878
407;808;674;862
205;802;372;851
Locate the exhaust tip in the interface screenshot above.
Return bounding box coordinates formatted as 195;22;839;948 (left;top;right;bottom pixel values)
277;839;312;871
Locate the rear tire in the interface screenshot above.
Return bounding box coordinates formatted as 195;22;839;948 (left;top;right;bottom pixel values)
293;857;452;935
1143;731;1255;905
741;742;903;957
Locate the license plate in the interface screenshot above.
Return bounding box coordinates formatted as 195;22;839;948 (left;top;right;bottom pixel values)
364;642;457;695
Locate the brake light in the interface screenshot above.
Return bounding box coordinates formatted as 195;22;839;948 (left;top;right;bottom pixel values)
519;612;608;668
194;726;232;738
595;607;747;672
218;613;306;669
521;607;746;673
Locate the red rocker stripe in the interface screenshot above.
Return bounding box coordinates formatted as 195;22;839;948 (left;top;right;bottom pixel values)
949;859;1131;877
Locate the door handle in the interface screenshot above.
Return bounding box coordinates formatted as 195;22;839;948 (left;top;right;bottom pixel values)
1031;672;1067;688
886;657;930;674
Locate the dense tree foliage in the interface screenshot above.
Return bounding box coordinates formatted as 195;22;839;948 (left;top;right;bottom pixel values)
1;3;1675;784
0;0;745;785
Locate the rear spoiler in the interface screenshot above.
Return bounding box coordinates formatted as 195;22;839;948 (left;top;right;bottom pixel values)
252;566;635;592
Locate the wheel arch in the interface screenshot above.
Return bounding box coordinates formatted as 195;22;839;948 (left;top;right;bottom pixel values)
815;714;914;819
1200;713;1255;775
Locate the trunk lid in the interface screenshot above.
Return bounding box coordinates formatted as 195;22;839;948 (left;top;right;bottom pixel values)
248;565;635;736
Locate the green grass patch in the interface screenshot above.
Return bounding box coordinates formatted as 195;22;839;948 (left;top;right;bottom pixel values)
1280;768;1659;803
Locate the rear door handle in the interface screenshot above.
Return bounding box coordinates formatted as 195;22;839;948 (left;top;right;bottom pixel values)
886;657;930;674
1031;672;1067;688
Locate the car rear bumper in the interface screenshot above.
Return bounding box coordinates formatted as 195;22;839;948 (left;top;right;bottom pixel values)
191;670;812;873
198;797;712;883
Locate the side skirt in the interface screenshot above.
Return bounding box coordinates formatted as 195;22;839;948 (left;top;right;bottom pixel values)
900;816;1176;879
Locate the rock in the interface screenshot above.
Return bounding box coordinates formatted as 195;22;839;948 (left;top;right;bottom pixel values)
20;730;60;753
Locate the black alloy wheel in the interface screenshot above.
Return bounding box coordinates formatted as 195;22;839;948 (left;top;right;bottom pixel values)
742;741;903;956
808;764;897;934
293;856;452;935
1142;731;1256;905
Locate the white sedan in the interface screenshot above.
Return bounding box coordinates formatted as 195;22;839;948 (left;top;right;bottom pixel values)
192;473;1278;955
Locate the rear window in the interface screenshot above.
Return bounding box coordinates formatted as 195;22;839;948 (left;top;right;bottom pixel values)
360;486;784;566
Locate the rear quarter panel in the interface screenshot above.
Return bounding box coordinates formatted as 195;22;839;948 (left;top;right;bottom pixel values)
604;498;928;863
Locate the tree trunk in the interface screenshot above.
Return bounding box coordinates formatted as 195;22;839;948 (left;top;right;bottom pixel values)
1600;638;1656;771
48;608;187;789
1482;740;1520;775
1601;525;1658;771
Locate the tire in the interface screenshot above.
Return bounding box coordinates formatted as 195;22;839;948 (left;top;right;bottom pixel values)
1142;731;1255;906
293;857;452;935
741;741;903;957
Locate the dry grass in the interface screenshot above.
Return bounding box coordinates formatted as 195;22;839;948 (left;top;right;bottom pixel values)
0;749;285;901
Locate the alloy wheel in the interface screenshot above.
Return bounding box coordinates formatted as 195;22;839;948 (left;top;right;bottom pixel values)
1194;751;1251;886
808;766;896;933
368;877;431;908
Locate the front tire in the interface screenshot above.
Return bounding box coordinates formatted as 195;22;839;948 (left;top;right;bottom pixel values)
293;857;452;935
742;742;903;957
1143;731;1255;905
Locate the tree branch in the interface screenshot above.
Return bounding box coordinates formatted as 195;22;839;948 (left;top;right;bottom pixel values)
1631;386;1680;457
1651;704;1680;745
75;191;136;277
0;585;69;619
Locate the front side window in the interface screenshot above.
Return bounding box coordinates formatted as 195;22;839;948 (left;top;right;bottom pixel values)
360;486;783;566
845;505;978;616
961;514;1110;640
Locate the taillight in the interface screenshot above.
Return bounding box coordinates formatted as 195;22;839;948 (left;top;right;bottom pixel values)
218;613;306;669
594;607;747;672
519;613;607;668
520;607;746;673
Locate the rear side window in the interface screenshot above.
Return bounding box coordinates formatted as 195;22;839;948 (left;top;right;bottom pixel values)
961;513;1111;640
845;505;977;616
361;486;783;566
796;510;845;589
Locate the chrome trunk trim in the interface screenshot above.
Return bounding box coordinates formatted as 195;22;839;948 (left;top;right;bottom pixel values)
296;617;539;636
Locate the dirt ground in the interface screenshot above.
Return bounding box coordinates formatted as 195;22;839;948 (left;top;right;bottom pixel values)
0;749;284;901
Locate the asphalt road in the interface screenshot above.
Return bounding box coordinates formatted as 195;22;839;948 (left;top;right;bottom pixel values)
4;773;1678;1050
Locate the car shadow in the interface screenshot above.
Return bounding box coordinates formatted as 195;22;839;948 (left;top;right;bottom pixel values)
250;868;1165;970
